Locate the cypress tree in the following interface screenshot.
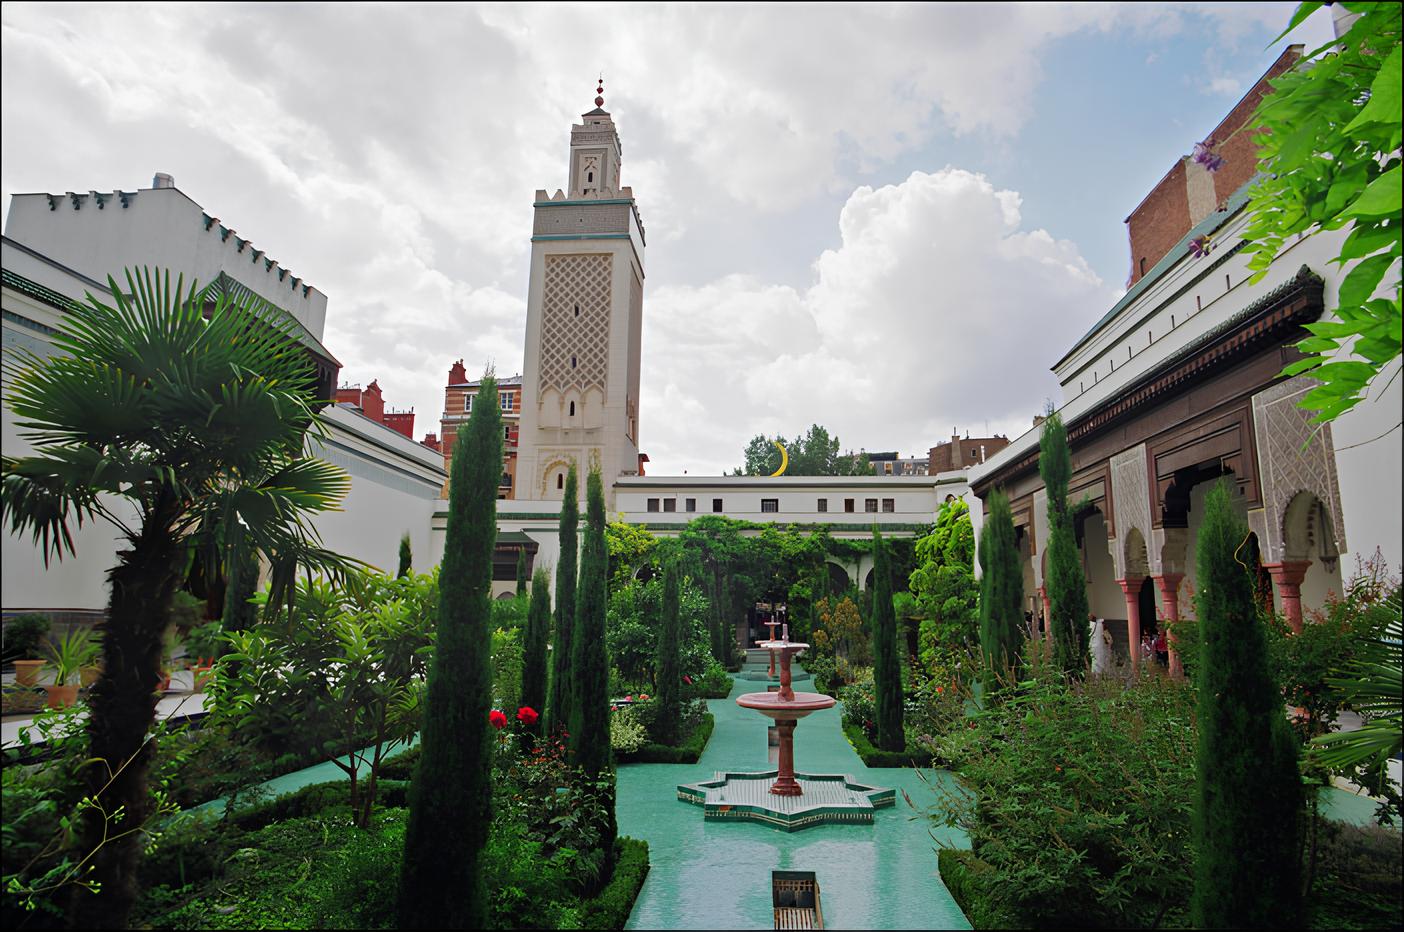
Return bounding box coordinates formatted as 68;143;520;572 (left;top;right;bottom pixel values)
708;572;726;665
515;547;528;596
521;567;551;737
570;467;617;853
978;490;1024;690
397;532;412;578
1191;482;1302;927
871;528;904;751
546;464;578;736
398;372;500;930
1039;411;1090;678
655;558;682;745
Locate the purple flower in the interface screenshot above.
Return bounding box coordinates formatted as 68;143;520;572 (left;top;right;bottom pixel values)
1189;235;1212;259
1192;140;1224;172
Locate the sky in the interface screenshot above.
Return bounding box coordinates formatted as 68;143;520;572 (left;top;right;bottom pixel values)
0;2;1337;476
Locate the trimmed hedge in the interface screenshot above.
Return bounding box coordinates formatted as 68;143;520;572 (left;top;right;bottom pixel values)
843;722;936;768
579;837;650;930
938;848;1011;929
224;778;410;832
617;714;714;764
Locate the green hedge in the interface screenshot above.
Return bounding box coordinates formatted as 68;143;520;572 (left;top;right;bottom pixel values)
579;837;650;930
937;849;1011;929
617;714;714;764
842;722;935;768
227;778;410;832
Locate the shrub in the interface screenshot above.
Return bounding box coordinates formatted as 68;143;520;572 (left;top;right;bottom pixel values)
842;722;935;768
616;713;715;764
609;705;648;755
934;665;1197;928
686;658;733;699
3;613;51;662
937;848;1014;929
577;838;650;931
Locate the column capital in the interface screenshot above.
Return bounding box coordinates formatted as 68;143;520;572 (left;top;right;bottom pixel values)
1264;560;1311;588
1116;576;1146;596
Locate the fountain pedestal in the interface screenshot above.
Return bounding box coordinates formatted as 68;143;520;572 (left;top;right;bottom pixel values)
735;639;834;797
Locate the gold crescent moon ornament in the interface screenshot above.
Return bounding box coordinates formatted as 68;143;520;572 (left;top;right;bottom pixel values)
769;441;789;477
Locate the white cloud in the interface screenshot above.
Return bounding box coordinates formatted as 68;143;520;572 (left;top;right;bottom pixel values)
640;168;1118;475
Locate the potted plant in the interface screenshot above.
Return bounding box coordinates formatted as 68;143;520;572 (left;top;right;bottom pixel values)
183;620;225;691
5;613;51;687
44;628;100;709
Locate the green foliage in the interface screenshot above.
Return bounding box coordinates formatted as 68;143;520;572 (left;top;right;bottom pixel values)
1304;819;1403;929
397;532;412;578
910;499;980;663
491;626;523;713
218;571;433;827
935;666;1198;928
577;838;650;931
521;568;551;735
548;464;579;737
1039;411;1090;678
571;468;613;787
1243;3;1403;423
841;722;935;768
608;705;649;755
43;626;100;685
978;490;1024;692
399;370;500;930
686;658;734;699
1191;482;1303;928
3;613;51;662
809;596;870;685
654;559;683;745
938;848;1013;930
515;548;528;596
605;521;657;588
871;528;904;751
736;424;871;476
614;713;714;764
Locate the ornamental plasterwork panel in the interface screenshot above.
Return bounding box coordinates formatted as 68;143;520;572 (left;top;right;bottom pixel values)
533;204;630;236
538;451;578;498
1031;490;1049;588
539;253;611;395
1252;377;1346;563
1109;444;1156;578
572;131;617;146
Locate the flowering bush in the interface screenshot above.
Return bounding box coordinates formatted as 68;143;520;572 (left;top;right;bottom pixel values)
609;706;648;754
489;709;508;730
516;706;539;726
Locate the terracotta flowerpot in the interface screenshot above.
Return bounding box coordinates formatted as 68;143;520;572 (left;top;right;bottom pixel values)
45;683;79;709
13;659;45;687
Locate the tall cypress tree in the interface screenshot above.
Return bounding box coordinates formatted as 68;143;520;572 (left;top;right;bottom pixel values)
547;464;578;736
570;467;617;855
521;567;551;736
871;528;904;751
397;532;412;578
1039;411;1090;678
979;490;1024;690
655;558;682;745
515;548;528;596
1191;482;1302;927
398;372;500;930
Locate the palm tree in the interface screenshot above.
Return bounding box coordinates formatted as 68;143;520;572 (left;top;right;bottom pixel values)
1;268;353;929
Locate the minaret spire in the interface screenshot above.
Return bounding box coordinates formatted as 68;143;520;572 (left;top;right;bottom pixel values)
595;74;604;109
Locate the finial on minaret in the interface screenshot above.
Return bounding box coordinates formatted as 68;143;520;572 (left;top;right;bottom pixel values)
595;74;604;108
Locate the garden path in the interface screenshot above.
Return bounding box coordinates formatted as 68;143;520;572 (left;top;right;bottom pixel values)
617;654;973;931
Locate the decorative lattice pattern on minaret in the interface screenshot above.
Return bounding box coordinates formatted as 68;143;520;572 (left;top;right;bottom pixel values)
539;253;612;393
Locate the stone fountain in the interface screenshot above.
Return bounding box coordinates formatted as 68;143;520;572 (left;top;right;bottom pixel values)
677;625;893;830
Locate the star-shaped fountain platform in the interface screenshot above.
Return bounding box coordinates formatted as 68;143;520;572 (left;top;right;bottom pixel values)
677;771;894;831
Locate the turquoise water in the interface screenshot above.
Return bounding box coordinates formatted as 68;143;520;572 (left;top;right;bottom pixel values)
619;662;971;931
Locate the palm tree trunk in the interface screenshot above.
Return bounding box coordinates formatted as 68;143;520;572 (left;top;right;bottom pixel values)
68;500;183;930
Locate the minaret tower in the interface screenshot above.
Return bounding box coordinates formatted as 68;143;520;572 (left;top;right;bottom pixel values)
515;78;646;506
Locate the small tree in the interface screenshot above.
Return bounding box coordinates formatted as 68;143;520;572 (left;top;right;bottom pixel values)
399;372;500;930
979;490;1024;690
515;547;528;596
655;559;683;745
521;567;551;736
1040;411;1090;678
397;532;412;578
871;528;904;751
547;464;578;736
1191;482;1302;927
570;467;617;857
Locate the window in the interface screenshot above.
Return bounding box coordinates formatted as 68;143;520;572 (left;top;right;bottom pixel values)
882;498;895;513
569;401;576;417
663;499;676;513
504;425;512;440
817;498;828;513
647;498;660;513
761;499;779;513
464;396;473;412
587;171;593;182
574;303;580;317
570;355;577;369
501;393;512;411
865;498;878;513
844;498;855;513
1139;257;1147;276
500;473;512;488
556;474;564;490
712;498;724;513
685;498;696;512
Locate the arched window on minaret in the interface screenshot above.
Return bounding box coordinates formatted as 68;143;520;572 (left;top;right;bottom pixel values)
569;401;576;417
557;473;564;490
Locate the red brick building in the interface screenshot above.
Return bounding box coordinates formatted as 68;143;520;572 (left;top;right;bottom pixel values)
335;379;417;440
439;360;522;499
929;434;1010;473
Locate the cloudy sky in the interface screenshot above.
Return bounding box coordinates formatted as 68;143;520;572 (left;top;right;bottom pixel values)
1;2;1335;475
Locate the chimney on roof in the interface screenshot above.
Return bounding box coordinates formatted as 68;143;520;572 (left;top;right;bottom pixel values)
152;172;175;189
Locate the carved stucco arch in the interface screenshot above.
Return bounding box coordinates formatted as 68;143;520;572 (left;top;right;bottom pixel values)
1109;444;1156;579
1251;378;1346;563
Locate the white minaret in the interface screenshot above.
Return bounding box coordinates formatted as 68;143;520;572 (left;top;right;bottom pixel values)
515;78;646;506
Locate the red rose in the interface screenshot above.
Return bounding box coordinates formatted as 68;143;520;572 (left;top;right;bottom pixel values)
489;709;508;729
517;706;539;724
639;693;649;700
683;675;692;685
